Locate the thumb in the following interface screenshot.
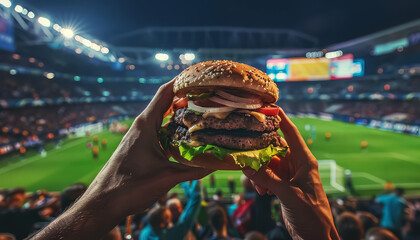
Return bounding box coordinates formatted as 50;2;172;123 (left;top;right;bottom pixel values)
141;80;175;131
242;166;286;195
170;163;214;183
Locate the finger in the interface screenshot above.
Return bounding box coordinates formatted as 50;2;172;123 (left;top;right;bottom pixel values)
268;156;291;181
169;162;214;183
278;107;307;151
250;179;268;195
141;80;175;130
242;166;286;195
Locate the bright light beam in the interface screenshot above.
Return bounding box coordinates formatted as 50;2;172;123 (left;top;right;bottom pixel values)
37;17;51;27
61;28;74;38
155;53;169;61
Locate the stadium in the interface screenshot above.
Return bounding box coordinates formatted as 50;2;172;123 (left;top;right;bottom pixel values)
0;0;420;239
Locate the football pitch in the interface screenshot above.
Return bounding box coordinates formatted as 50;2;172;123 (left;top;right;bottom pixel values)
1;117;420;197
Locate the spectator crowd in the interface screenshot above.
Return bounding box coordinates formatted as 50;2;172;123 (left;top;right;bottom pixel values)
1;175;419;240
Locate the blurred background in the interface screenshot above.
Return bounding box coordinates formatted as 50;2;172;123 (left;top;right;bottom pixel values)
0;0;420;239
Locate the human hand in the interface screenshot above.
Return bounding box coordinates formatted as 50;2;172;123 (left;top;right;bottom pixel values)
242;108;339;240
89;80;212;215
32;80;212;239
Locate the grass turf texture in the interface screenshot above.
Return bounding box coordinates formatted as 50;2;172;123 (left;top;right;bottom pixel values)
1;118;419;197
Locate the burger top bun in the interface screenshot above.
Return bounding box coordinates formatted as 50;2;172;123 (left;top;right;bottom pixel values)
173;60;279;103
169;144;242;170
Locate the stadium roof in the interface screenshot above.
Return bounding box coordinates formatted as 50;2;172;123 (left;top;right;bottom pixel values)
18;0;420;46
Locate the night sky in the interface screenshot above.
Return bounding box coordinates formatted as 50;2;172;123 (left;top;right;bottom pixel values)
19;0;420;46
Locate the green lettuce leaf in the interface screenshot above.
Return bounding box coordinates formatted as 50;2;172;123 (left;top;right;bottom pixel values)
176;142;288;171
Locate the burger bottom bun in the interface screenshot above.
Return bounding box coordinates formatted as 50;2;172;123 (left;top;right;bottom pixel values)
169;144;242;170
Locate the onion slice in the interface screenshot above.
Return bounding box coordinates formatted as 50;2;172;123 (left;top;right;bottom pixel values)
188;101;235;113
209;96;262;109
215;90;262;104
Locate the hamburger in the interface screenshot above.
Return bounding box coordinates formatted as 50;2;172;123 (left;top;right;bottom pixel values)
162;60;288;170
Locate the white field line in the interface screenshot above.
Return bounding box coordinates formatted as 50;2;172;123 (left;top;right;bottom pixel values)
352;172;386;184
0;137;87;175
329;160;346;192
390;153;420;165
322;152;420;165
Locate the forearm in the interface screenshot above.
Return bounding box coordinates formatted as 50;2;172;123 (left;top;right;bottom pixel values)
278;183;339;240
31;187;125;240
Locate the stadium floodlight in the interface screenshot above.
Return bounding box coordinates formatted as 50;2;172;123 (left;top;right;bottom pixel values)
37;17;51;27
118;57;125;63
90;43;101;51
0;0;12;8
325;50;343;59
14;5;23;13
184;53;195;61
46;73;55;79
61;28;74;38
27;11;35;19
101;47;109;54
53;24;62;32
73;76;81;81
155;53;169;61
97;77;104;83
21;8;28;15
82;39;92;47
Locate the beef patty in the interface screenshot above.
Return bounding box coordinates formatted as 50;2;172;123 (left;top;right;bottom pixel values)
173;108;281;132
167;122;282;150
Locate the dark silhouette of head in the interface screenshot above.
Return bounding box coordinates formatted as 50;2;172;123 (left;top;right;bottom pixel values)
148;206;172;232
166;198;183;223
356;211;379;234
60;183;87;212
5;187;26;209
244;231;267;240
337;212;364;240
365;227;398;240
395;187;404;197
208;205;228;233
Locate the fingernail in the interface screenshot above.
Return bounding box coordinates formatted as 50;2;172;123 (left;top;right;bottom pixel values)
243;168;257;177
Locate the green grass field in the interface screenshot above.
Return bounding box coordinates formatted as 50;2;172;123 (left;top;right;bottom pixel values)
1;118;420;197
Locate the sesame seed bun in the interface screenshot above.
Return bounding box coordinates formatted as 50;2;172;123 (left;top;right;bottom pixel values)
173;60;279;103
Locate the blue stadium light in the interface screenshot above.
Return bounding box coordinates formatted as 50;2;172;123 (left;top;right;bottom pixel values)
27;11;35;18
82;38;92;47
61;28;74;38
155;53;169;61
100;47;109;54
0;0;12;8
21;8;28;15
14;5;23;13
46;73;55;79
37;17;51;27
53;24;62;32
184;53;195;61
9;69;17;75
73;76;81;81
97;77;104;83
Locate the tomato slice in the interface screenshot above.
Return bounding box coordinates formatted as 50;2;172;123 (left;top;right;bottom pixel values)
173;97;188;110
257;107;280;115
193;99;225;107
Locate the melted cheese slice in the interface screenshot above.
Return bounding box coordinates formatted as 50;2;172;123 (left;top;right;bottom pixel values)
188;122;205;133
202;112;231;119
238;110;266;122
185;140;203;147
